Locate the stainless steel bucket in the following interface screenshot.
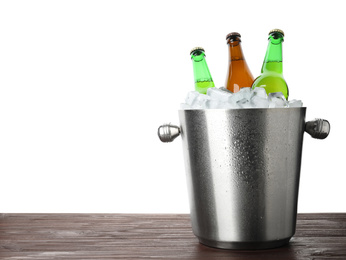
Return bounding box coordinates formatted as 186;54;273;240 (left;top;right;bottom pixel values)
158;108;329;250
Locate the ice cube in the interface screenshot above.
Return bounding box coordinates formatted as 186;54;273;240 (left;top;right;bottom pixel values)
288;99;303;108
250;95;269;108
268;92;288;108
219;87;233;94
185;91;200;106
192;93;211;109
238;87;252;97
205;99;221;109
207;87;232;102
251;87;267;99
229;87;252;103
237;98;252;108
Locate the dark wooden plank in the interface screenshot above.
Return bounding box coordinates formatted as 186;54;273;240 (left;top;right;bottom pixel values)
0;213;346;259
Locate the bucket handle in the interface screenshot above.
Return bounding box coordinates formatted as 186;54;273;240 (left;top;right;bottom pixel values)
305;118;330;139
158;118;330;142
158;123;181;143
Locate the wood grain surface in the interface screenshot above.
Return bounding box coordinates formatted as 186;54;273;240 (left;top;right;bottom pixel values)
1;213;346;259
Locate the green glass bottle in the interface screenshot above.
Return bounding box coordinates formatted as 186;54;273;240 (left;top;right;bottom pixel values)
251;29;289;99
190;47;215;94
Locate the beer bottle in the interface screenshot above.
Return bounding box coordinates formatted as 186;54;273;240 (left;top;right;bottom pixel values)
225;32;254;93
251;29;289;99
190;47;215;94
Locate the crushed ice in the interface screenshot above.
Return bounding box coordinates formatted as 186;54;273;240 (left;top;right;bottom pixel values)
180;87;303;109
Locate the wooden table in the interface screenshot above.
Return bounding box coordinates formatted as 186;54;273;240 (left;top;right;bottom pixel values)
1;213;346;259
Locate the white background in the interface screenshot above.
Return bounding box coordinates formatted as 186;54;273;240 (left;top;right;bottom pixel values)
0;0;345;213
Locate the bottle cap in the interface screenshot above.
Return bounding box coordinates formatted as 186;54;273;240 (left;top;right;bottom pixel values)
190;47;205;55
269;29;284;36
226;32;241;40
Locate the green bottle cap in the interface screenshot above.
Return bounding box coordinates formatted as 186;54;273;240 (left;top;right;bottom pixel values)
190;47;205;55
269;29;284;36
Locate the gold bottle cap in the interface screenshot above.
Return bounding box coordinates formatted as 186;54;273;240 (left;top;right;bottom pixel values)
190;47;205;55
269;29;284;36
226;32;241;40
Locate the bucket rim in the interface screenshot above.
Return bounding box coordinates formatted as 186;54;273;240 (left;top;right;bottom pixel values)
178;107;307;112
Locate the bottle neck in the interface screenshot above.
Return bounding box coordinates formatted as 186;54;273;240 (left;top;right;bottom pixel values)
227;39;245;61
262;34;283;73
191;51;213;82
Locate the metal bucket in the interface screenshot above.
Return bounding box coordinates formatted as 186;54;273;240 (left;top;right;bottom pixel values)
158;108;329;250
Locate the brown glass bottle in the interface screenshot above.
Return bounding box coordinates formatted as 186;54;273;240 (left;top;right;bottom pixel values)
225;32;254;93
